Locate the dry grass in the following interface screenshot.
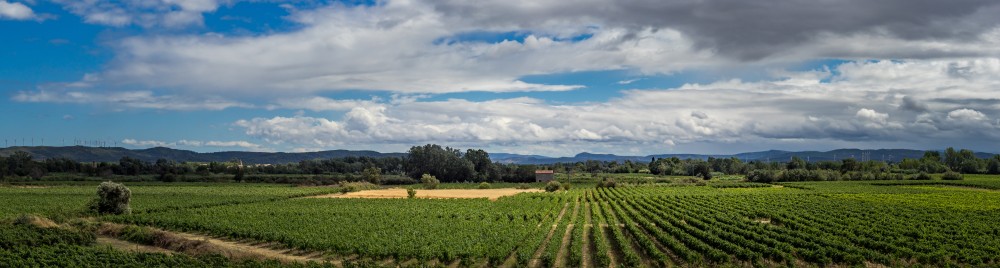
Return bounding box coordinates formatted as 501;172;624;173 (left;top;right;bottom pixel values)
98;222;327;264
96;236;177;255
14;214;60;228
309;188;543;201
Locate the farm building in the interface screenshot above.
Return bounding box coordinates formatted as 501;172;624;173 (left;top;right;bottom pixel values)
535;170;554;182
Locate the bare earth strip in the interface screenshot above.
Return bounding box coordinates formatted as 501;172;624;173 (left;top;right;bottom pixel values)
98;222;329;264
309;188;543;201
168;231;329;264
97;236;177;255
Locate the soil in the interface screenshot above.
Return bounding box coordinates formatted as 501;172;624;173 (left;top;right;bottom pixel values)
97;236;177;255
309;188;543;201
168;231;327;264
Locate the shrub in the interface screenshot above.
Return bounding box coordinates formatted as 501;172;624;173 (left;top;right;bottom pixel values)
478;182;491;189
561;182;572;191
89;181;131;215
363;167;382;185
340;181;378;193
746;169;777;183
545;181;562;192
407;188;417;199
516;183;532;189
942;171;964;181
421;174;440;189
912;172;933;180
597;178;617;188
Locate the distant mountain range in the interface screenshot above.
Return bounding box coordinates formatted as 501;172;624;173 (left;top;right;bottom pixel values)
0;146;404;164
0;146;994;165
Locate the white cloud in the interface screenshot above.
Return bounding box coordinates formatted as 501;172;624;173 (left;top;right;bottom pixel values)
13;90;252;111
856;108;888;124
617;78;642;85
124;139;264;150
232;59;1000;155
62;1;721;96
0;0;34;20
121;139;171;147
52;0;220;27
947;108;988;122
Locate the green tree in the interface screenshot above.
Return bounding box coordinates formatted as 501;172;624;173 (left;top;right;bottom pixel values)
88;181;131;215
464;149;495;182
406;144;475;182
363;166;382;184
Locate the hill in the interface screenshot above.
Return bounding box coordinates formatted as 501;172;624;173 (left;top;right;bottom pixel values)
0;146;994;165
0;146;405;164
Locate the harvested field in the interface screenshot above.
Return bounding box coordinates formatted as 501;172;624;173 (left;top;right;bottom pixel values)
309;188;543;200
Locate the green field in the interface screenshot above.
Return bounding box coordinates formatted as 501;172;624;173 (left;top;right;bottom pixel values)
3;176;1000;267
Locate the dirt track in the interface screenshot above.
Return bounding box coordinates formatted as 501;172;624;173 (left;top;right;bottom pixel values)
308;188;543;201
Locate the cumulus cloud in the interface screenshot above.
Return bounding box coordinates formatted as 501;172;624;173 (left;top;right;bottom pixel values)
13;89;252;111
52;0;221;27
123;139;263;150
231;59;1000;155
947;108;988;122
429;0;1000;60
0;0;34;20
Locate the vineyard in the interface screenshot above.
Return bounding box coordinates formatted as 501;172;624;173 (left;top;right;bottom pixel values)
3;177;1000;267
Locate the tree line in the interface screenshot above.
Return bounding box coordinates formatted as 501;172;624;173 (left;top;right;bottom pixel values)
2;146;997;184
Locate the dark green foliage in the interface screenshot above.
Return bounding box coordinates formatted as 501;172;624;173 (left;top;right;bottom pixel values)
942;171;964;180
477;182;490;189
363;166;382;184
406;144;475;182
746;169;778;183
544;180;561;192
406;188;416;199
88;181;131;215
597;178;617;188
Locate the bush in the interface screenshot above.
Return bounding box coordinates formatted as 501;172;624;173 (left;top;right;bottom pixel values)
516;183;532;189
912;172;933;180
942;171;964;181
478;182;491;189
421;174;440;189
339;181;378;194
363;167;382;185
407;188;416;199
561;182;572;191
545;181;562;192
597;178;617;188
88;181;131;215
746;169;777;183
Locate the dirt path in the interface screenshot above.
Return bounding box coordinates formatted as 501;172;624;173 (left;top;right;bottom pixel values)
528;202;570;267
309;188;543;201
553;201;580;267
98;222;329;264
169;231;328;264
97;236;177;255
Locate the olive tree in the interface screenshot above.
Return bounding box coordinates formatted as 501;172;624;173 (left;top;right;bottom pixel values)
89;181;131;215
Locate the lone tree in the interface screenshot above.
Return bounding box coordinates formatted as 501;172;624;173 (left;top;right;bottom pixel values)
421;174;440;189
89;181;131;215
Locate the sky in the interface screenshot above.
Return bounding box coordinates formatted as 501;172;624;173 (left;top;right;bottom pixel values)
2;0;1000;156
